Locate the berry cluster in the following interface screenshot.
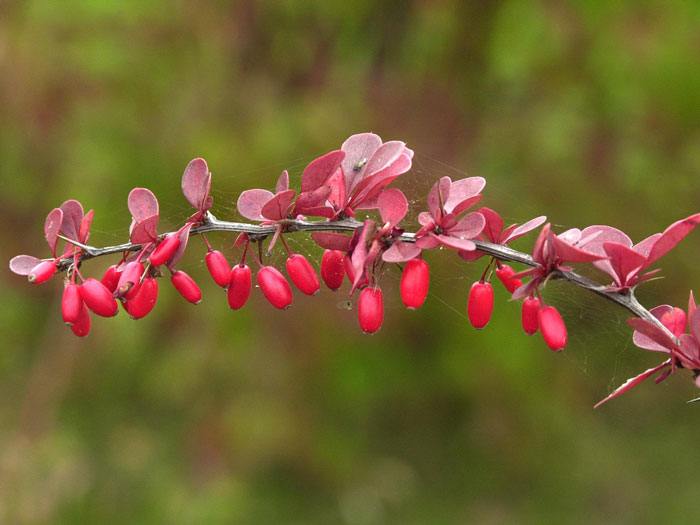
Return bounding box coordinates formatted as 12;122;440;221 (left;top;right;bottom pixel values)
9;133;700;406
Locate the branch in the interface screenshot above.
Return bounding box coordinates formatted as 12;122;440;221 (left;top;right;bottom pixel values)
56;212;675;342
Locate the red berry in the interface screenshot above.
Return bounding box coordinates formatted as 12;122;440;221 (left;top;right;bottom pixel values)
320;250;345;291
495;264;522;294
539;305;567;351
101;264;121;292
117;261;144;299
62;283;82;324
205;249;231;288
521;296;541;335
467;281;494;329
228;264;252;310
400;258;430;309
80;278;119;317
148;234;181;267
28;260;57;284
286;254;320;296
358;287;384;334
257;266;293;309
124;276;159;319
171;270;202;304
70;303;91;337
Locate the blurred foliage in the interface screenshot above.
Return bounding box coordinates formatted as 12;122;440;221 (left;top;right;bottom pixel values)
2;1;700;523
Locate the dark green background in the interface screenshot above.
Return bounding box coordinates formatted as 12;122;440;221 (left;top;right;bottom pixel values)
2;1;699;523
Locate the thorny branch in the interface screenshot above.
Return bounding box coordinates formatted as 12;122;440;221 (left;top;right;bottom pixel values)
56;212;678;344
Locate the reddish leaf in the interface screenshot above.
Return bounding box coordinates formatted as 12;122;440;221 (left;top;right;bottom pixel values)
594;359;671;408
363;141;406;179
128;188;159;222
503;215;547;244
382;241;421;263
311;232;352;251
9;255;43;275
550;233;605;264
167;223;193;269
645;213;700;267
341;133;382;192
633;233;661;258
377;188;408;227
261;189;296;221
301;150;344;192
237;189;274;221
350;220;374;290
59;199;84;240
427;177;451;219
690;309;700;343
275;170;290;193
295;186;331;215
628;317;677;352
44;208;63;256
478;207;503;243
449;212;486;239
79;209;94;243
182;158;212;211
602;242;647;286
436;235;476;251
129;215;159;243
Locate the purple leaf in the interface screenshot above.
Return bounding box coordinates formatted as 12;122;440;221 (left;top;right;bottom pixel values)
443;177;485;214
128;188;159;222
377;188;408;227
44;208;63;256
59;199;84;241
237;189;274;221
645;213;700;267
311;232;352;251
382;241;421;263
261;189;296;221
9;255;43;275
594;359;671;408
182;158;212;211
301;150;344;192
275;170;290;193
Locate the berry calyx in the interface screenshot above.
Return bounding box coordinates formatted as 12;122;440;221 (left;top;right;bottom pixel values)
148;234;181;267
257;266;293;309
538;305;567;351
227;264;252;310
286;254;320;296
495;264;522;293
358;286;384;334
521;296;541;335
80;278;119;317
205;249;231;288
400;258;430;310
124;276;159;319
467;281;494;329
61;283;82;324
320;250;345;291
171;270;202;304
28;260;57;284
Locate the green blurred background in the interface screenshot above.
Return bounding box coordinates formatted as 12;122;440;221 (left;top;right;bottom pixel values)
2;1;700;523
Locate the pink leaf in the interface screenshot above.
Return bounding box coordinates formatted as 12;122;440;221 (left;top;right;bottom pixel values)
436;235;476;251
602;242;647;287
443;177;486;214
689;291;697;324
628;317;677;352
325;169;346;212
478;207;503;243
449;212;486;239
633;233;661;258
645;213;700;267
129;215;159;243
363;141;406;178
503;215;548;244
594;359;672;408
377;188;408;227
427;177;451;219
690;309;700;343
301;150;344;192
237;189;274;221
350;220;374;290
59;199;84;241
9;255;43;275
341;133;382;193
275;170;290;193
311;232;352;251
382;241;421;263
294;186;331;215
449;195;483;218
182;158;212;211
44;208;63;256
415;235;440;250
261;189;296;221
550;233;605;264
128;188;159;222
